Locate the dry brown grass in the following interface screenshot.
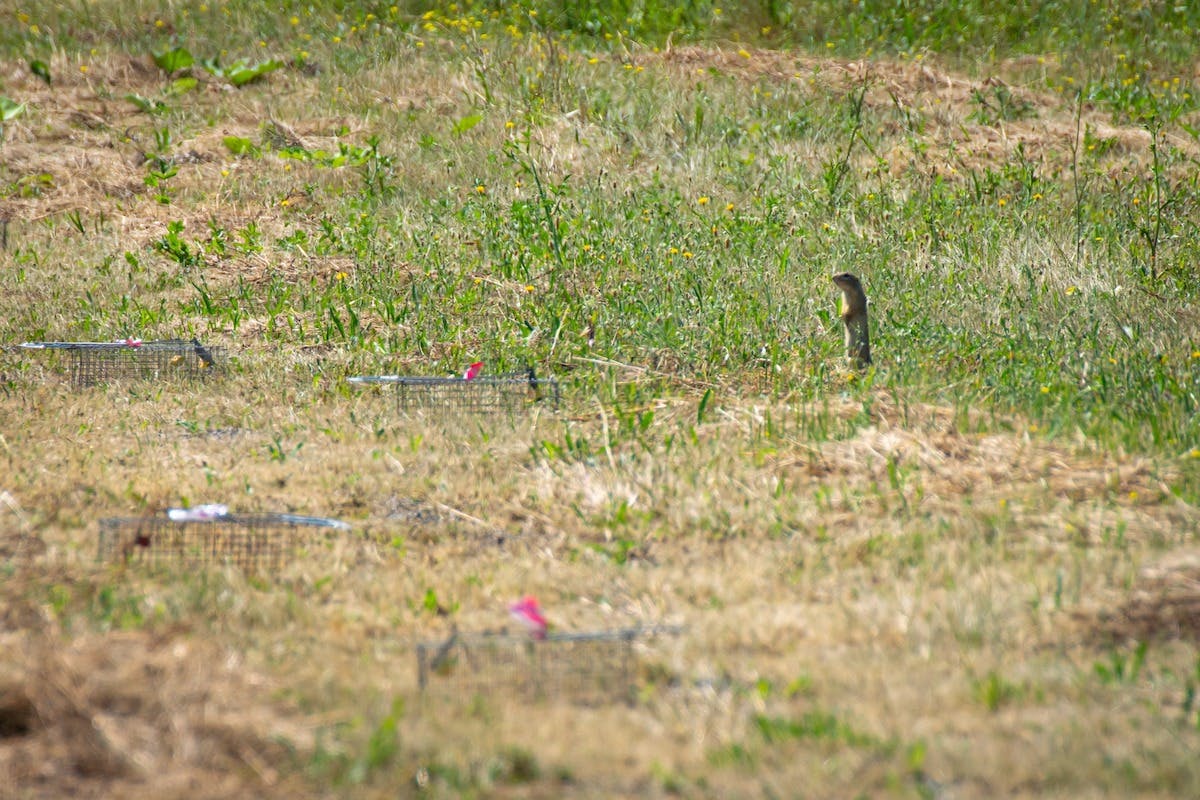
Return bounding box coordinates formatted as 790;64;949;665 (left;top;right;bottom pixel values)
4;376;1197;797
0;604;315;799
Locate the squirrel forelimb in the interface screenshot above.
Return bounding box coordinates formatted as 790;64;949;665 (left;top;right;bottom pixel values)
832;272;871;367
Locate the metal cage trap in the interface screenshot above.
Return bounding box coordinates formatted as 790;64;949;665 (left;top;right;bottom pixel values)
415;626;679;706
98;509;351;573
15;339;224;388
347;368;560;415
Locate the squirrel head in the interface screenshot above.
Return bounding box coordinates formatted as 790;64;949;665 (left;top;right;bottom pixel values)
831;272;864;293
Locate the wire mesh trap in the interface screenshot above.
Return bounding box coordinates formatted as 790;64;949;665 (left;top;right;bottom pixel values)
15;339;224;388
98;510;351;573
347;368;560;415
415;626;680;706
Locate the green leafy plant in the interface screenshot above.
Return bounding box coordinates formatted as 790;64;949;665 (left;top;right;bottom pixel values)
143;128;179;205
223;135;261;157
152;45;195;75
126;92;168;115
0;96;26;142
0;97;25;121
452;112;483;136
202;56;283;86
29;59;50;84
153;220;203;271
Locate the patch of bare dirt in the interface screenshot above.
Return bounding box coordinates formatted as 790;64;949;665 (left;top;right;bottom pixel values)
0;597;317;799
1091;548;1200;643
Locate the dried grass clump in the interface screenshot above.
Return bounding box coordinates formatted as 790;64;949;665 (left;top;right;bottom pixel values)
0;610;316;799
1092;548;1200;643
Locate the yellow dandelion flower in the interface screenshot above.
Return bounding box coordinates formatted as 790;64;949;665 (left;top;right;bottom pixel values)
475;185;486;194
697;196;710;205
738;49;751;59
725;202;735;211
1128;490;1138;501
588;57;599;65
669;247;679;255
524;284;535;293
682;251;694;259
505;120;515;129
155;19;164;28
998;197;1007;207
335;271;348;281
1066;286;1076;295
79;65;88;73
290;16;299;25
1040;386;1050;394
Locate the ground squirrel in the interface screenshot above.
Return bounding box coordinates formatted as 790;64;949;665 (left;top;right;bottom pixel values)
832;272;871;367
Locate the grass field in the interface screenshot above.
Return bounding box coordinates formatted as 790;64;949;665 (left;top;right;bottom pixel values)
2;1;1200;797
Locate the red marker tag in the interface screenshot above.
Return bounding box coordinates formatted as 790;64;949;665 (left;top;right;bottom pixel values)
463;361;484;380
508;595;548;639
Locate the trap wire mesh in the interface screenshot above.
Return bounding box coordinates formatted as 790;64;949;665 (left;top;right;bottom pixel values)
16;339;224;388
416;626;681;706
348;369;560;415
98;511;350;574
